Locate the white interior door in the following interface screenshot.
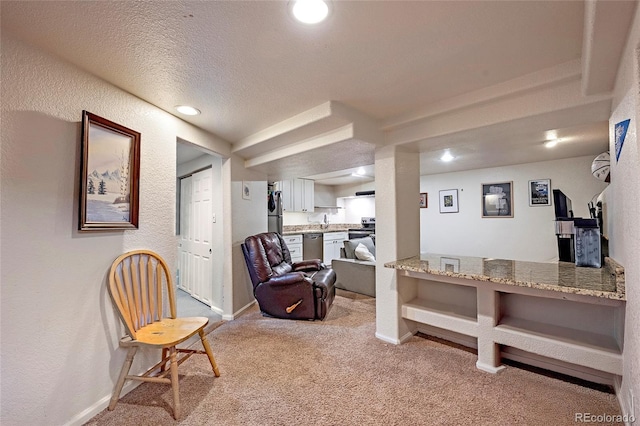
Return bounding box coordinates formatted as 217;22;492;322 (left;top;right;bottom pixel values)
179;176;193;294
178;168;214;306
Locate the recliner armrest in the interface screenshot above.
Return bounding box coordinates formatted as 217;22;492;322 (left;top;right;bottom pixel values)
265;272;311;286
292;259;325;272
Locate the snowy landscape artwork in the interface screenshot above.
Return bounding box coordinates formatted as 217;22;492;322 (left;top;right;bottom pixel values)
80;111;140;231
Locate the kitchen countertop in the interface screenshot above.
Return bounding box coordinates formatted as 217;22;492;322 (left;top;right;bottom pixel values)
282;224;359;235
384;253;625;300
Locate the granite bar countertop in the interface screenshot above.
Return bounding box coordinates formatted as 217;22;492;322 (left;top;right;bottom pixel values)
384;253;625;301
282;224;359;235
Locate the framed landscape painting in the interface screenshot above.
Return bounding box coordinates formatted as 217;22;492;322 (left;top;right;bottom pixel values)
79;111;140;231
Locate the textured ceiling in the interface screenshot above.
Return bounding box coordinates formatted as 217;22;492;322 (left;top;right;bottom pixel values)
2;0;629;185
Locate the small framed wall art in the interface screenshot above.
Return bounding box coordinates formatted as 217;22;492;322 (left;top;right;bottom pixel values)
439;189;459;213
420;193;428;208
528;179;551;206
79;111;140;231
482;181;512;218
242;181;251;200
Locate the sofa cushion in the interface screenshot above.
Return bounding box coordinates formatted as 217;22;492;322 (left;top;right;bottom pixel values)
355;243;376;261
343;237;376;259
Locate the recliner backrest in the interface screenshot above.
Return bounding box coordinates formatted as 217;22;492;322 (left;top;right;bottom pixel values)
241;233;293;288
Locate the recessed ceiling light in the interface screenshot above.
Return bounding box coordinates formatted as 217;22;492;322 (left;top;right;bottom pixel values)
441;151;454;162
544;139;559;148
291;0;329;24
175;105;201;116
355;167;366;175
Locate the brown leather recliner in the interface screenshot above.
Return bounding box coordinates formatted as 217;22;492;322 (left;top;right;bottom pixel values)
241;232;336;320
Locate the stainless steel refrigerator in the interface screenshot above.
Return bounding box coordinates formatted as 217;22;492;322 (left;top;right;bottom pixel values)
267;190;283;235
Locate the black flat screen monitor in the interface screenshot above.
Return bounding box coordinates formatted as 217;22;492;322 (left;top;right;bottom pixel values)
553;189;573;219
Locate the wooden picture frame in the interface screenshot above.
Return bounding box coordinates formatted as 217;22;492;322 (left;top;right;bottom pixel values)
482;181;513;218
420;192;428;208
79;111;140;231
439;189;459;213
529;179;551;206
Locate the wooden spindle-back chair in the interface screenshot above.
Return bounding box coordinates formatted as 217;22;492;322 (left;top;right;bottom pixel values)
107;250;220;419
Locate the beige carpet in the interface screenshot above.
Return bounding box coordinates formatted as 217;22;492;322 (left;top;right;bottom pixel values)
88;291;621;425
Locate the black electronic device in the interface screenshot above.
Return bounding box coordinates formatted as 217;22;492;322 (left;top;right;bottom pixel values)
553;189;573;219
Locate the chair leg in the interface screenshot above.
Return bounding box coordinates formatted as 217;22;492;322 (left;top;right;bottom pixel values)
199;329;221;377
160;348;168;372
108;346;138;411
169;346;181;420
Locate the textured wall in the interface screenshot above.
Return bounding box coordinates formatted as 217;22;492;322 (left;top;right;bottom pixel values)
0;34;230;425
608;5;640;420
420;156;608;262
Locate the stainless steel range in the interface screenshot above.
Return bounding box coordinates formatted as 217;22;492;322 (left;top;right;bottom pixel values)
348;217;375;240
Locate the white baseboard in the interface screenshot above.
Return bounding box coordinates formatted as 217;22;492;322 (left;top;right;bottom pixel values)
374;332;399;344
375;330;414;345
222;299;256;320
64;381;141;426
476;361;506;374
613;375;637;426
210;305;224;316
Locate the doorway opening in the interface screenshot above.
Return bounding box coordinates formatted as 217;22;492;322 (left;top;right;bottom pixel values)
176;140;224;315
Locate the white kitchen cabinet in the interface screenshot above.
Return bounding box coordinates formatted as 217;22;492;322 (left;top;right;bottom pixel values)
323;231;348;265
276;180;294;212
293;178;314;213
278;178;314;212
283;234;303;262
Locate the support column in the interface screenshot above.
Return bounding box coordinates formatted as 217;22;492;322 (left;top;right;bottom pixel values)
475;287;505;373
374;145;420;344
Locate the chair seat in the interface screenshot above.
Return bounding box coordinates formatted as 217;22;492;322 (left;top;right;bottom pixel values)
132;316;209;347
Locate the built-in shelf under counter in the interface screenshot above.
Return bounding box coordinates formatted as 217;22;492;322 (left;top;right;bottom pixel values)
384;253;626;383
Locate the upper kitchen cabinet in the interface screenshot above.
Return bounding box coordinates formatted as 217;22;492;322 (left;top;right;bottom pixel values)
278;179;294;212
276;178;314;213
293;178;314;213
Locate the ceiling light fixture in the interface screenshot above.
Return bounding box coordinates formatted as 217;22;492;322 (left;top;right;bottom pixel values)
291;0;329;24
440;151;454;162
175;105;201;116
355;167;366;175
351;172;373;178
544;139;559;148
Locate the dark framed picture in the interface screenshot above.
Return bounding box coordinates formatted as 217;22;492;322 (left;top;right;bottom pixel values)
79;111;140;231
420;192;428;208
482;181;513;218
529;179;551;206
439;189;459;213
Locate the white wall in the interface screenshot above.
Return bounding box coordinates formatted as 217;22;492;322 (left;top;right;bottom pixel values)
608;5;640;420
334;180;375;198
227;155;267;316
177;153;225;312
339;196;376;223
420;156;608;261
0;34;231;425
